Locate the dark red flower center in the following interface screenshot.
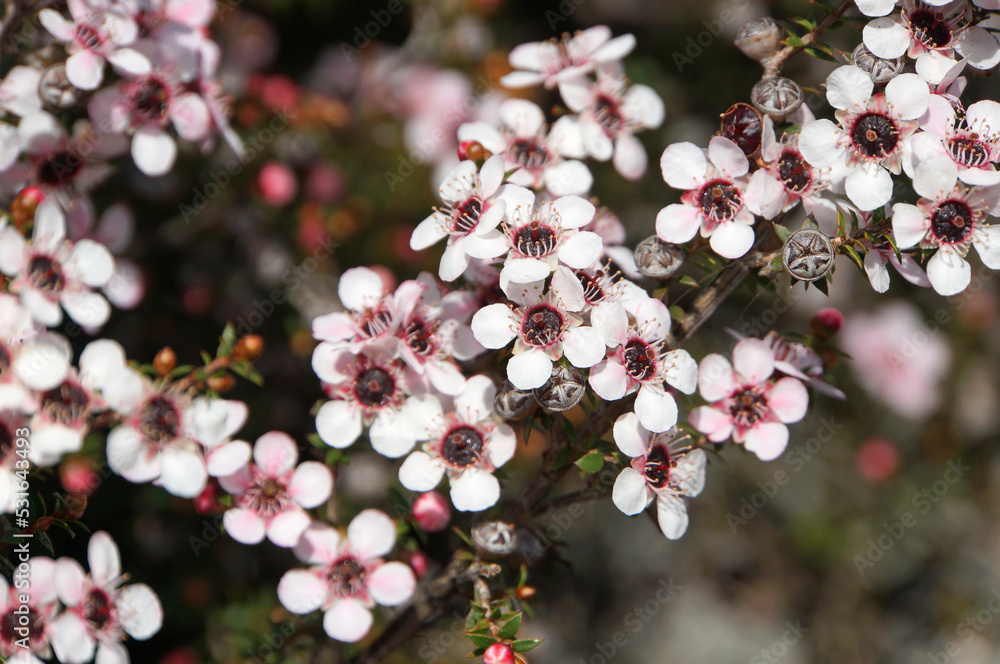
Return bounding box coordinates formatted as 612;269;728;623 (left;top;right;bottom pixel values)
41;382;90;425
83;588;113;631
405;319;434;356
453;196;483;235
909;9;953;49
948;137;990;168
577;271;605;304
698;179;742;223
139;395;181;444
27;256;65;294
509;138;550;170
1;605;45;646
328;558;366;598
623;339;657;381
720;103;763;157
729;387;769;428
644;444;671;489
778;150;812;194
37;150;83;187
594;94;623;135
244;477;291;517
521;304;564;347
75;23;104;50
353;367;396;407
0;344;10;380
514;222;557;257
129;76;170;123
851;113;899;159
442;426;484;467
931;199;974;245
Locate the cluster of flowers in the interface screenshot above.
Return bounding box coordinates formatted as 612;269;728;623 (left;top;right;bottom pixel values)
0;531;161;664
659;0;1000;297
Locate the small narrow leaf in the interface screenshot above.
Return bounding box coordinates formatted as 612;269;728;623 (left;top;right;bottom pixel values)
575;452;604;474
498;613;522;640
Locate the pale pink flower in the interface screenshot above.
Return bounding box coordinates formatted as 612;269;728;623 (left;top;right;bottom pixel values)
689;338;809;461
611;413;706;539
0;557;58;664
589;299;698;433
277;510;416;643
50;532;162;664
39;0;150;90
398;376;516;512
910;94;1000;186
471;283;605;389
657;136;756;259
220;432;332;547
500;26;636;92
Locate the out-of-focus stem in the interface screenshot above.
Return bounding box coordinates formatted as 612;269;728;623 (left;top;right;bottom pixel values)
761;0;855;78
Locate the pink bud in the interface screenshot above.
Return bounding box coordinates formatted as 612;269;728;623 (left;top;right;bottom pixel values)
60;459;98;495
193;483;221;515
412;492;451;532
811;307;844;338
483;643;514;664
305;162;345;203
409;550;430;578
856;438;900;483
258;162;297;206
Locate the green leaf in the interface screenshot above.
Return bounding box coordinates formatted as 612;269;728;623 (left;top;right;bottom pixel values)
512;639;542;652
668;305;686;322
883;231;903;261
550;447;572;470
218;322;237;357
677;275;699;288
575;452;604;474
801;217;819;231
840;245;865;271
498;613;522;640
768;255;785;273
467;634;498;649
772;223;792;243
813;277;830;296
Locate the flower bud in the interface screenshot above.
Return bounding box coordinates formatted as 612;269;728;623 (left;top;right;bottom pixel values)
193;483;221;514
471;520;518;556
851;43;905;85
719;103;763;158
634;236;685;280
781;228;835;282
734;18;782;62
751;76;803;122
10;185;45;231
856;438;900;482
409;550;430;578
235;334;265;361
494;380;536;420
484;643;515;664
412;491;451;532
207;375;237;392
60;459;98;495
258;161;297;206
39;64;80;110
534;363;585;413
458;140;491;162
154;346;177;376
515;585;537;600
810;307;844;339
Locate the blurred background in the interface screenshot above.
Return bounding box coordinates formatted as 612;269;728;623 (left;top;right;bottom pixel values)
35;0;1000;662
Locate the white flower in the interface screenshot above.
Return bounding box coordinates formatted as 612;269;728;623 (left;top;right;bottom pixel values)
799;66;929;211
910;94;1000;186
656;136;756;259
398;376;516;512
311;266;401;355
457;99;593;196
891;157;1000;295
495;185;602;287
611;413;706;540
471;283;605;389
409;156;509;282
589;298;697;433
0;200;115;328
557;73;664;180
277;511;416;643
500;26;636;92
50;532;162;664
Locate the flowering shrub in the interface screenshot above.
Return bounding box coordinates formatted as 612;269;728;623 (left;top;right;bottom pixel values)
1;0;999;661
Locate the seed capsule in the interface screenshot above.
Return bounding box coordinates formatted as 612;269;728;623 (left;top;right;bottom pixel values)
494;379;536;420
735;18;782;62
471;520;518;556
851;43;905;85
751;77;803;122
39;64;81;109
720;103;763;158
782;228;835;281
534;363;585;413
634;236;685;280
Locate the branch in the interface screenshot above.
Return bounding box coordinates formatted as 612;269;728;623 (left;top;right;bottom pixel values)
762;0;855;78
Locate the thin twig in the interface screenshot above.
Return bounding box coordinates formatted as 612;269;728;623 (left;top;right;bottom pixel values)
762;0;855;78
